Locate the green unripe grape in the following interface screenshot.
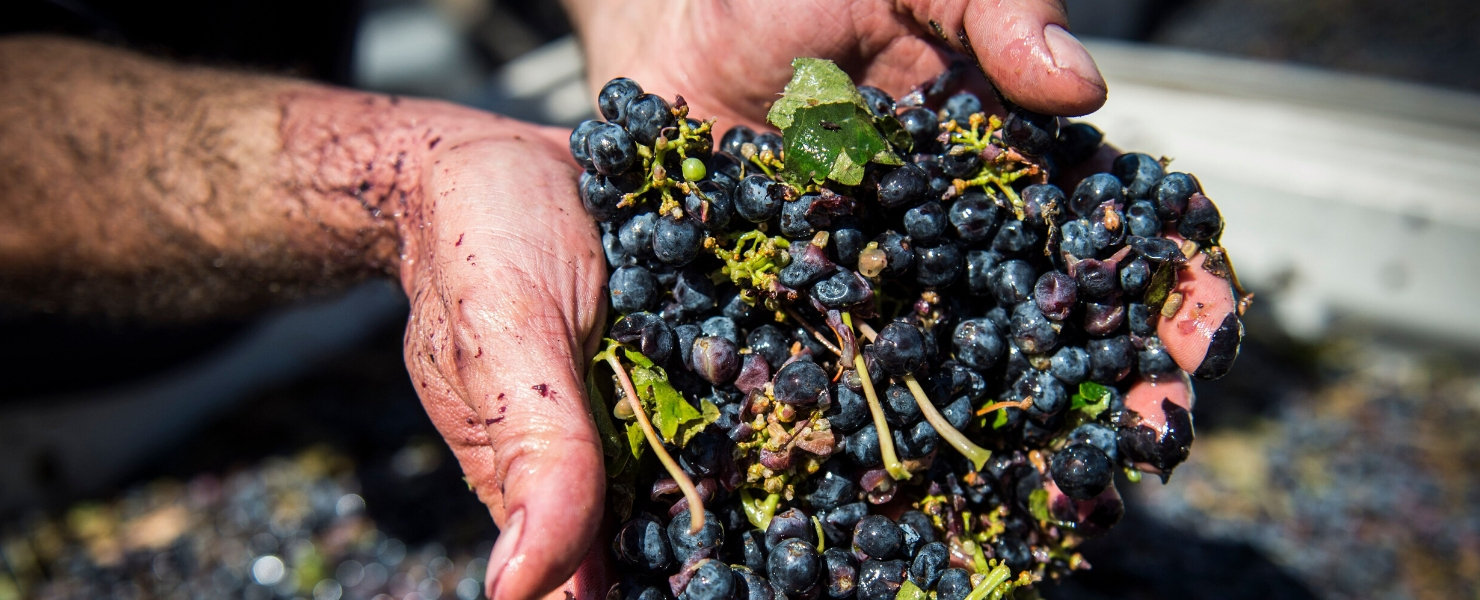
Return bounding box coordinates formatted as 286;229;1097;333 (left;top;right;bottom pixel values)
682;157;707;182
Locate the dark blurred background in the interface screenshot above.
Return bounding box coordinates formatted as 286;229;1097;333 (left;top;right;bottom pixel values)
2;1;1478;599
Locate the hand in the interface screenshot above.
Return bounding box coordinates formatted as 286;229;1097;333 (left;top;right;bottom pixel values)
566;0;1108;127
387;110;611;600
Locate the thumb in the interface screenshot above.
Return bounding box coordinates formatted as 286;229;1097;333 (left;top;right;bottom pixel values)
904;0;1107;116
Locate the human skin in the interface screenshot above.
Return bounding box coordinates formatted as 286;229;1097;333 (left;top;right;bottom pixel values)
0;3;1229;598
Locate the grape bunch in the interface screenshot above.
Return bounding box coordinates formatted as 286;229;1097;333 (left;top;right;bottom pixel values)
570;59;1248;600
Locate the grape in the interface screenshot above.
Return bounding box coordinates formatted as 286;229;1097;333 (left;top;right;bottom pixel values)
589;122;638;175
746;324;790;370
830;220;866;268
675;323;701;370
619;212;658;257
994;536;1032;573
668;509;724;562
1069;173;1124;217
884;383;922;427
822;548;860;599
781;194;819;238
626;94;676;145
941;92;982;126
683;559;735;600
580;171;640;221
768;538;821;595
853;515;903;559
872;322;925;376
1128;235;1185;263
1125;200;1161;238
774;361;828;405
965;250;1002;297
858;86;896;119
611;312;676;364
857;560;908;600
1119;257;1152;296
779;242;837;289
948;192;1002;242
903;201;947;243
673;268;718;316
765;508;817;550
1083;297;1125;337
914;243;962;287
733;567;775;600
898;420;939;458
1087;336;1134;383
1127;303;1155;336
735;174;780;222
878;163;929;209
1017;370;1068;420
1051;443;1113;500
614;514;672;571
1067;423;1119;461
808;468;859;511
754;132;784;159
570;120;602;171
873;231;913;277
609;265;658;314
1153;172;1199;221
1053;122;1103;166
936;569;973;600
692;336;740;385
1179;193;1223;241
599;77;643;124
1021;184;1064;229
1059;218;1095;259
1138;336;1179;380
953;318;1004;370
829;385;870;433
709;152;744;192
720;125;757;157
1034;271;1077;321
989;259;1036;306
938;148;981;179
1112;152;1165;199
846;425;883;468
909;542;949;588
897;108;939;151
653;215;704;265
1010;301;1058;354
1001;108;1059;156
941;396;973;430
1049;346;1090;384
1075;258;1118;299
812;268;872;309
991;219;1040;254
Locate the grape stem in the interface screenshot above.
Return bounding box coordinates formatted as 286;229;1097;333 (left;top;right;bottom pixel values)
849;320;910;481
902;374;992;471
974;398;1033;416
962;564;1012;600
783;307;843;356
605;353;706;533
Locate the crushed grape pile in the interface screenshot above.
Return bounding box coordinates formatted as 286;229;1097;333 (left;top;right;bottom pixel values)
571;59;1249;600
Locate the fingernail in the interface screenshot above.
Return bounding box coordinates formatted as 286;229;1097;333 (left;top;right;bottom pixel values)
485;508;526;600
1044;24;1106;89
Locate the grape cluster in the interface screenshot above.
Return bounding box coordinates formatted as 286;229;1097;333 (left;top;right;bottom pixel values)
571;66;1245;600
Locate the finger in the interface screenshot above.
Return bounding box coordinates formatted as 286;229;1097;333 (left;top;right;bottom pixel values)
537;524;614;600
406;137;609;600
901;0;1107;115
1155;234;1243;380
1118;374;1195;478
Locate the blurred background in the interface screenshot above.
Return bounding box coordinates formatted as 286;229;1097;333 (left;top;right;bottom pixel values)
2;0;1478;599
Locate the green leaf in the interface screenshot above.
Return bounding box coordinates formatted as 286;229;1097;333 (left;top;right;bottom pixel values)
625;422;646;460
875;114;913;153
1070;381;1113;419
895;581;927;600
1029;488;1051;522
631;365;700;442
585;358;630;476
992;408;1010;429
780;103;900;186
1144;260;1177;312
674;399;723;447
766;57;866;130
623;347;655;369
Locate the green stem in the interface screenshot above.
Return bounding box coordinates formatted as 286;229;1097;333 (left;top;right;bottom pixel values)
853;352;910;481
606;353;706;533
903;374;992;471
963;565;1012;600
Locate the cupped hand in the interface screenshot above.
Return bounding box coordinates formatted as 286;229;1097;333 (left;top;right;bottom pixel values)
393;115;611;600
567;0;1107;128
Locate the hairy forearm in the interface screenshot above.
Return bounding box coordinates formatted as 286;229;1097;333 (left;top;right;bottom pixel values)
0;35;512;318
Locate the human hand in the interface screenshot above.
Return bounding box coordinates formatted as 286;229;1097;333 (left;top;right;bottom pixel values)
383;108;611;600
565;0;1108;127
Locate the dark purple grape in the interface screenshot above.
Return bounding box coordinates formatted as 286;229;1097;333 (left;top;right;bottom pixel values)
1049;346;1090;384
1010;301;1058;354
965;250;1002;296
1069;173;1123;217
1179;193;1223;241
1153;172;1199;222
739;530;768;573
953;318;1004;370
1194;313;1242;380
991;219;1040;254
692;336;740;385
602;229;631;268
935;569;973;600
589;122;638;175
812;268;873;309
879;383;919;429
765;508;817;551
859;86;896;119
822;548;859;599
1119;257;1151;296
1125;201;1161;238
611;312;675;364
914;243;962;287
845;425;882;468
598;77;643;124
1068;423;1119;462
828;384;870;433
768;538;821;596
570;120;601;171
679;431;724;478
1016;370;1068;421
942;396;972;430
857;560;908;600
1138;336;1179;381
826;502;868;532
754;132;784;159
1112;152;1165;199
609;265;658;314
1083;297;1125;337
735;174;780;223
685;181;734;231
720;125;757;157
948;192;1002;242
1059;218;1094;259
878;163;929;209
1034;271;1077;321
673;268;717;316
989;259;1036;306
683;559;735;600
1051;443;1113;500
780;242;838;290
619;212;657;257
581;171;641;221
746;325;790;370
614;514;672;571
674;323;701;370
908;542;949;588
1002;108;1059;156
904;201;948;243
1087;336;1134;383
896;419;938;458
941;92;982;125
1021;184;1064;229
872;322;925;376
1086;201;1126;254
808;467;859;511
668;509;724;562
873;230;913;278
853;516;903;560
733;567;775;600
1053;122;1103;166
626;93;675;146
938;149;981;179
898;108;939;151
1128;303;1154;336
774;361;829;405
994;536;1033;573
709;151;744;189
781;194;819;238
653;216;705;265
1075;258;1118;299
897;511;937;549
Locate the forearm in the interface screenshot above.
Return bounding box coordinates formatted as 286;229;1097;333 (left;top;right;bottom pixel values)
0;35;514;318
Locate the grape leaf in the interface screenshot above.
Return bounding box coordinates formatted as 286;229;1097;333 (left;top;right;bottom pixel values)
766;57;866;130
992;407;1010;429
895;581;927;600
1144;260;1177;312
781;102;900;186
1029;488;1052;522
674;398;722;447
1069;381;1113;419
625;422;646;460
